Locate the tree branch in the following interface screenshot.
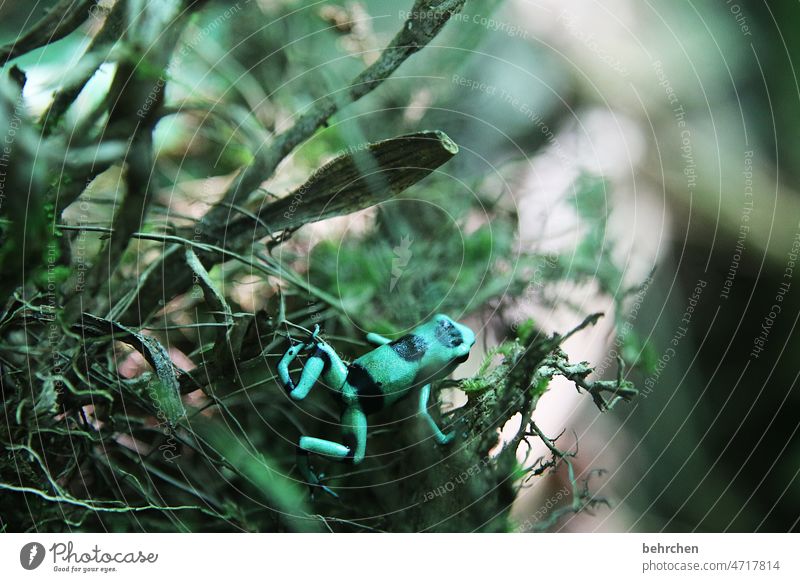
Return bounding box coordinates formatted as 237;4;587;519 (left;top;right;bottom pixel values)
0;0;99;65
202;0;468;237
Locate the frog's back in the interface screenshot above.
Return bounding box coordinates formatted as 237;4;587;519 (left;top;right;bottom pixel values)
344;338;425;413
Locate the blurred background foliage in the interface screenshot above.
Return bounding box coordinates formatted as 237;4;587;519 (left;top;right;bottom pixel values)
0;0;797;533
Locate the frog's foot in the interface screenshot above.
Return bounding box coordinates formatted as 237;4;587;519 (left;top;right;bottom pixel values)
443;414;470;444
296;444;345;499
309;471;338;500
438;430;455;445
299;462;339;499
295;420;363;499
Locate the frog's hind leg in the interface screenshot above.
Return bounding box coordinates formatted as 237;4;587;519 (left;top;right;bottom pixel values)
340;406;368;463
296;405;367;497
277;342;305;394
279;339;347;401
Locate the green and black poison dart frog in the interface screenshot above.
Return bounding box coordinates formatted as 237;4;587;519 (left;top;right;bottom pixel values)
278;314;476;497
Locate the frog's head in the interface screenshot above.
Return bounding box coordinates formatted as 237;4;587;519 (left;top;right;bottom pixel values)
410;314;476;382
431;313;475;362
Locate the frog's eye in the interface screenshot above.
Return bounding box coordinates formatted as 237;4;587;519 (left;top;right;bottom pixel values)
435;318;463;348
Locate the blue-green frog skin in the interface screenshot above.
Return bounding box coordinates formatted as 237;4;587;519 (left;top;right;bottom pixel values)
278;314;476;496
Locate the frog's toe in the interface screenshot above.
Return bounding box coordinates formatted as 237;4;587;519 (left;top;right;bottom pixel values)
316;483;339;499
308;470;339;499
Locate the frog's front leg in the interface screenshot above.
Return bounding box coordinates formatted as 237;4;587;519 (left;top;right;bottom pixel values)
365;332;391;346
418;383;454;445
296;405;368;497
